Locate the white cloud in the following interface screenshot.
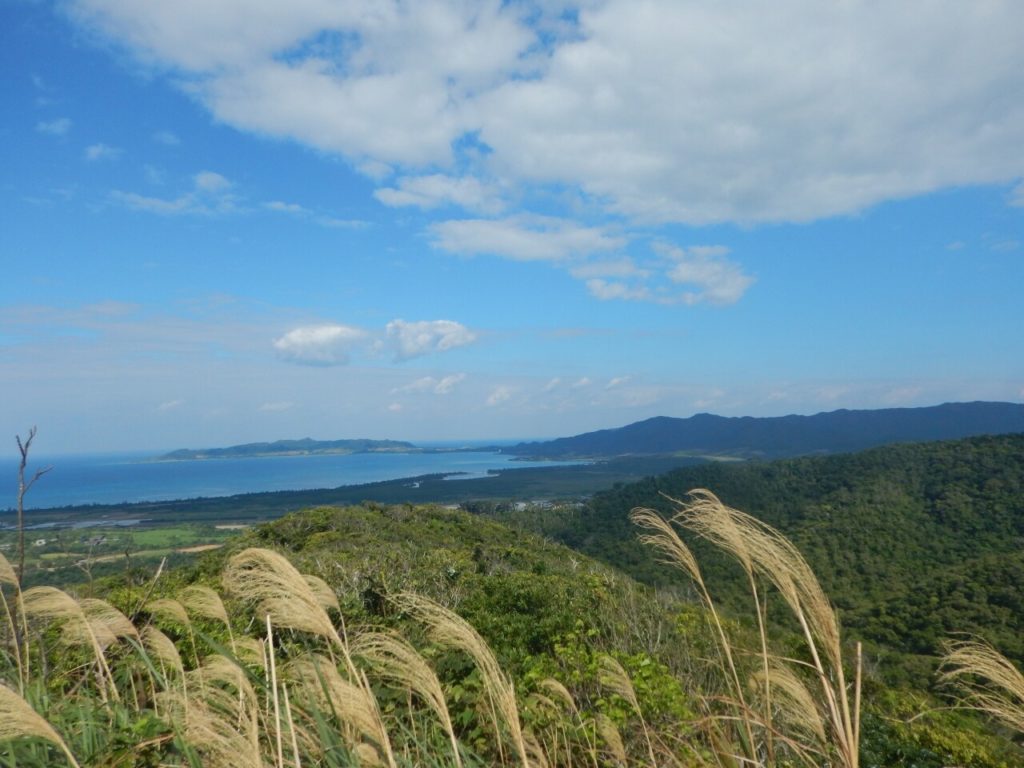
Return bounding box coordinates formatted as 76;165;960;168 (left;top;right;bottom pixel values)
84;143;121;161
265;200;307;214
606;376;630;389
432;215;625;262
387;402;403;412
273;324;365;366
66;1;1024;224
194;170;230;191
157;399;183;411
386;319;477;360
571;377;592;389
660;243;755;306
486;385;513;406
543;377;561;392
375;174;503;214
585;279;651;302
392;373;466;395
36;117;72;136
434;373;466;394
112;170;237;215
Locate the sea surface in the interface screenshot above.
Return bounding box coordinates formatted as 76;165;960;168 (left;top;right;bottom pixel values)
0;449;577;510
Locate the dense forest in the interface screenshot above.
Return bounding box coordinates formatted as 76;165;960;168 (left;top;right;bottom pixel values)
492;434;1024;680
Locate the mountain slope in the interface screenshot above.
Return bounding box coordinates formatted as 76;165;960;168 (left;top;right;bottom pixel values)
497;433;1024;671
504;401;1024;459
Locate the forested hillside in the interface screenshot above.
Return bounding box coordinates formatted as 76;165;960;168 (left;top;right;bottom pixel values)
508;433;1024;677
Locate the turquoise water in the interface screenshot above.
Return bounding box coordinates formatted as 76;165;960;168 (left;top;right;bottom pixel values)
0;450;575;510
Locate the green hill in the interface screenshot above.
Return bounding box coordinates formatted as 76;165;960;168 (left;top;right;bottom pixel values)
502;433;1024;676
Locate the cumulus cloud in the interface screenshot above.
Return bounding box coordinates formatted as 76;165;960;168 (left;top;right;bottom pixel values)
432;216;625;261
65;1;1024;225
273;324;365;366
36;117;72;136
386;319;477;360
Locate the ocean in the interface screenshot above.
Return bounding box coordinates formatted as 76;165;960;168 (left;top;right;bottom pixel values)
0;449;575;510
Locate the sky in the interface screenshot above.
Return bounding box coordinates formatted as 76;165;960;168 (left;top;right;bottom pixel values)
2;0;1023;455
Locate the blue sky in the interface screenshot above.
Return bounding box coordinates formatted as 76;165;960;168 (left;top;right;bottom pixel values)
2;1;1023;454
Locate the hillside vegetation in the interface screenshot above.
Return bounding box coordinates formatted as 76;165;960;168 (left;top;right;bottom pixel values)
496;434;1024;679
1;499;1021;766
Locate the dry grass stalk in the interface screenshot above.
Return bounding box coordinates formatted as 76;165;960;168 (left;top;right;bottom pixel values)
594;713;627;766
628;506;755;753
751;662;826;748
161;652;264;767
223;549;341;648
179;585;231;627
287;654;395;765
0;552;17;586
352;630;463;768
0;683;81;767
396;591;531;767
302;574;339;613
668;490;859;768
80;597;139;648
21;586;118;702
940;638;1024;733
598;655;657;766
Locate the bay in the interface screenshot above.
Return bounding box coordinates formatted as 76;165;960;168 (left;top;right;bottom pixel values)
0;449;577;510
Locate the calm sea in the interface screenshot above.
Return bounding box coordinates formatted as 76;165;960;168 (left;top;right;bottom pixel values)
0;449;574;510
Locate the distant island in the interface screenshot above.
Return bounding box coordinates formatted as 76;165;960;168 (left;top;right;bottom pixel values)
160;437;420;461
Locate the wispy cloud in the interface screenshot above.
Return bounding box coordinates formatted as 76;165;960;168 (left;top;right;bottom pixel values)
111;170;237;215
36;117;72;136
84;143;121;161
258;401;294;412
391;373;466;395
157;399;183;411
153;130;180;145
486;385;514;406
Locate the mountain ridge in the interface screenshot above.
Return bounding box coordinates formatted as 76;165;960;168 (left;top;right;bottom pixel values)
503;400;1024;459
